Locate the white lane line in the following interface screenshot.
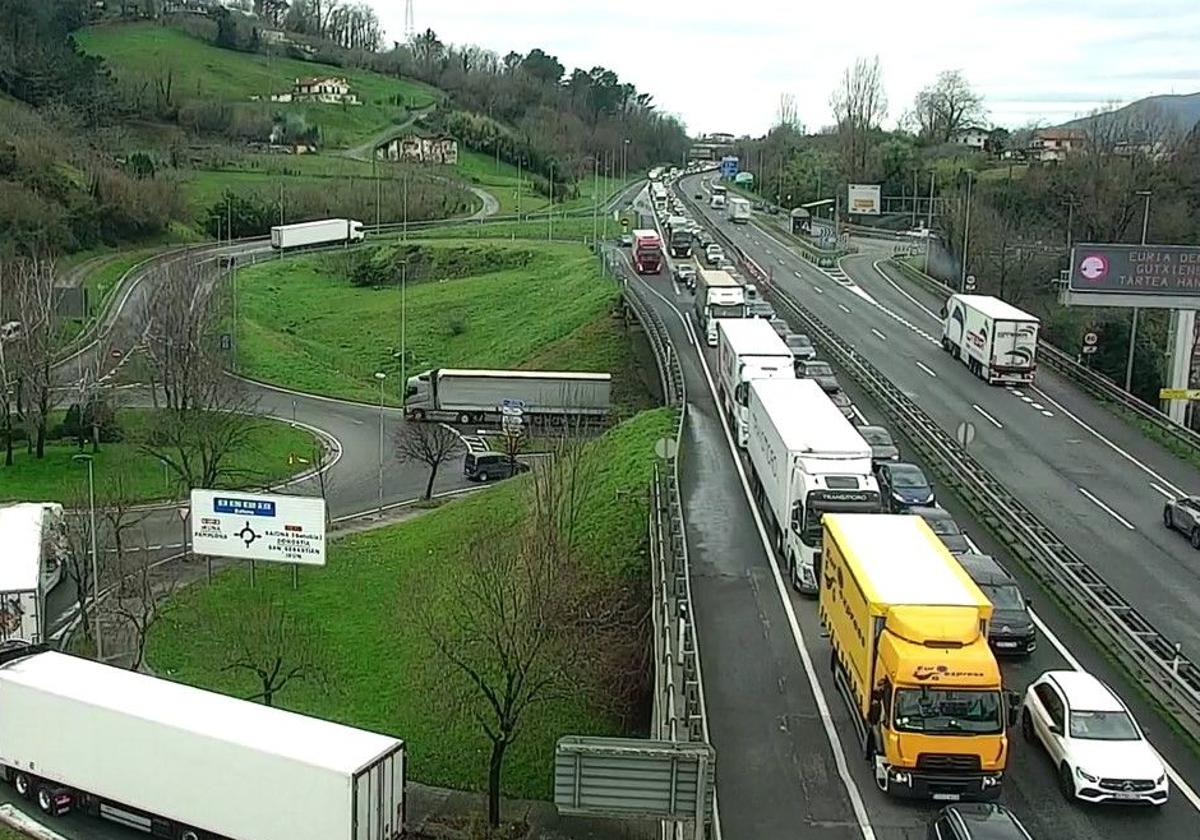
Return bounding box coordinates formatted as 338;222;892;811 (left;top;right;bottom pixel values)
851;405;868;425
1078;487;1136;530
916;361;938;378
1030;402;1045;410
1151;483;1175;500
870;260;941;320
813;286;824;295
1041;410;1054;418
870;328;886;341
794;271;803;278
972;404;1004;429
837;303;851;314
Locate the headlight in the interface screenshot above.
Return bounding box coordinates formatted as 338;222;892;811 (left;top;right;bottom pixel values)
1075;767;1098;783
892;492;905;501
1157;772;1167;786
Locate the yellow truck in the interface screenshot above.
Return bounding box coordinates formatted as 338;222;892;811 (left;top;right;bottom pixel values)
819;513;1019;801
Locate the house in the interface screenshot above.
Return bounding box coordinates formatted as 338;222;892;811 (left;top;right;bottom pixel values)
377;134;459;165
951;126;990;150
275;77;360;106
1030;128;1086;162
260;29;288;45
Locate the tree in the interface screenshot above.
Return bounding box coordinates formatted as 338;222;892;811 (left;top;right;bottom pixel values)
108;528;175;670
986;127;1010;155
213;6;239;50
776;92;802;132
393;422;462;500
830;56;888;180
907;71;986;144
60;494;108;651
12;258;56;460
218;591;327;706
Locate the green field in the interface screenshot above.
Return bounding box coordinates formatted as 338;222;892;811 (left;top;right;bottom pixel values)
0;411;317;504
415;216;608;244
146;407;674;798
454;150;634;216
76;24;439;148
236;240;629;405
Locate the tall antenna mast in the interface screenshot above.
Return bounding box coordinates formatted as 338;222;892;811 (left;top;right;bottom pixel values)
404;0;415;39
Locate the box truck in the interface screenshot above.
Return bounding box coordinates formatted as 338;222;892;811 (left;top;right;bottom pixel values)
693;269;746;346
405;368;611;424
716;319;794;447
0;648;405;840
746;379;880;593
819;513;1018;801
941;294;1039;385
270;218;365;250
0;503;68;645
728;197;752;224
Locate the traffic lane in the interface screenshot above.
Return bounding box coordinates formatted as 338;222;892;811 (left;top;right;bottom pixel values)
630;269;863;840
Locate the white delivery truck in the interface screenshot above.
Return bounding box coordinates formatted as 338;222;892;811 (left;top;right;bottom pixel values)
270;218;365;250
746;378;881;593
0;503;67;645
716;319;794;447
405;368;611;424
941;294;1040;385
0;648;406;840
693;269;746;346
728;197;752;224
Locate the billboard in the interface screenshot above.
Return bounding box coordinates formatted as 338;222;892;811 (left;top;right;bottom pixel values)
1069;244;1200;296
190;489;327;566
847;184;881;215
719;156;739;179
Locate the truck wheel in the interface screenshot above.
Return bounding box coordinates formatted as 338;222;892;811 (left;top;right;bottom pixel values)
180;830;201;840
457;412;471;425
479;472;489;482
12;771;32;798
35;785;60;816
411;409;425;421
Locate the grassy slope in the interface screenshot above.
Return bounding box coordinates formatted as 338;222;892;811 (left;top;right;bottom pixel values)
236;241;621;405
0;412;316;504
76;23;438;148
454;150;634;216
146;407;675;799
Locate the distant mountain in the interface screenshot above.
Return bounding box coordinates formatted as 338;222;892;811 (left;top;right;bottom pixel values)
1060;92;1200;135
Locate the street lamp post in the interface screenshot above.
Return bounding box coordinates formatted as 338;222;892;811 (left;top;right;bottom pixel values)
374;372;386;513
1126;190;1152;392
622;139;630;184
959;170;974;292
72;454;101;660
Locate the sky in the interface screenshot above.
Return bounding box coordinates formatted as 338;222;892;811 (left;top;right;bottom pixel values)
374;0;1200;138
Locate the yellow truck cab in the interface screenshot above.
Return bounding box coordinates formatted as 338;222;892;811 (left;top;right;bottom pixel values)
819;513;1019;801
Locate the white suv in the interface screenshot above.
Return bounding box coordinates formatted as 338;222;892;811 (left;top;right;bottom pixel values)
1021;670;1168;806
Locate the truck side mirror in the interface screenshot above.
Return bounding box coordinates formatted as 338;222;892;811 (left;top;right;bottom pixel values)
939;305;948;319
1004;690;1021;727
868;699;882;726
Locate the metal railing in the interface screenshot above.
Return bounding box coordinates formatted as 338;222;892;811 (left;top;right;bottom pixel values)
691;211;1200;743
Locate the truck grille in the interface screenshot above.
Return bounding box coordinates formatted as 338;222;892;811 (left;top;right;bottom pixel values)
1099;778;1156;792
916;753;982;772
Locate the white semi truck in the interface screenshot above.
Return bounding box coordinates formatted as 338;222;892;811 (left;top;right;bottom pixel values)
0;648;406;840
746;378;881;594
941;294;1040;385
270;218;365;250
716;319;794;447
405;368;611;424
728;196;752;224
693;269;746;346
0;503;67;645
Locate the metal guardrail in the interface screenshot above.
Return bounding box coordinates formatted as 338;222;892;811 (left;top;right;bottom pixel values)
688;208;1200;742
884;258;1200;461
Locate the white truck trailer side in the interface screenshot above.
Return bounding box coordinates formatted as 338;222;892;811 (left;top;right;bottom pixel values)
716;319;794;448
941;294;1040;385
270;218;365;250
0;649;405;840
746;378;881;593
405;369;611;424
728;197;751;224
0;503;67;645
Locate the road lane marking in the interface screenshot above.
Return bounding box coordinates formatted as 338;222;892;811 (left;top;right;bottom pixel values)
1078;487;1136;530
1030;402;1045;410
916;361;938;378
972;404;1003;429
813;286;824;294
1151;483;1175;500
870;328;886;341
870;260;942;320
851;405;868;425
1041;410;1054;417
837;303;851;314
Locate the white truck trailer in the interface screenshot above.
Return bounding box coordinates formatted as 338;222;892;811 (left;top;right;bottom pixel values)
0;648;406;840
404;368;611;425
0;503;67;645
746;378;881;594
941;294;1040;385
270;218;365;250
728;196;752;224
716;319;794;448
693;269;746;346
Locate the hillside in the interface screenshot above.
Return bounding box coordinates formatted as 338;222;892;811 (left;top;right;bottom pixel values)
1061;91;1200;135
76;23;440;148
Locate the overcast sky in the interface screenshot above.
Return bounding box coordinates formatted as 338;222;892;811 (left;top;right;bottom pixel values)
374;0;1200;137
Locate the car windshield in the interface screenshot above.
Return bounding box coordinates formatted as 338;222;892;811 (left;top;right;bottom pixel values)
983;583;1025;611
922;514;959;535
861;427;892;446
805;363;833;377
1069;709;1140;741
894;688;1003;735
830;392;850;406
890;467;928;488
787;336;812;349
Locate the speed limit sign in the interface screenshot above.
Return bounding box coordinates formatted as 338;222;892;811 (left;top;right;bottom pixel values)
1083;331;1098;346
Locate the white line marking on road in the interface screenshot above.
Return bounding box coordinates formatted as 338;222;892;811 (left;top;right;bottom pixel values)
870;260;941;320
870;328;886;341
813;286;824;294
916;361;938;378
972;404;1003;429
1151;483;1175;500
1078;487;1136;530
1030;402;1045;410
837;303;851;314
1041;410;1054;417
794;271;803;278
851;405;868;425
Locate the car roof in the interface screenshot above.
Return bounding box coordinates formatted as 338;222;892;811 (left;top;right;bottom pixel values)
1045;670;1125;711
909;505;952;521
953;553;1012;584
944;803;1031;840
859;424;890;437
888;462;926;476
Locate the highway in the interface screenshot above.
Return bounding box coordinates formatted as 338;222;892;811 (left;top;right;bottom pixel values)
623;180;1200;838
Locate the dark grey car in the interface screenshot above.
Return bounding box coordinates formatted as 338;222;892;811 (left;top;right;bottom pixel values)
784;333;816;361
928;803;1033;840
906;505;969;555
1163;495;1200;547
859;425;899;464
464;451;529;482
955;553;1036;655
795;360;841;393
747;300;775;319
878;462;935;511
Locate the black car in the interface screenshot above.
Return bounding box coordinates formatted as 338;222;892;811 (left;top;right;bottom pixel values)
694;191;704;199
463;451;529;482
955;553;1036;655
767;317;791;339
859;425;899;465
784;333;816;361
928;803;1033;840
747;300;775;319
906;505;969;555
877;462;935;511
795;360;841;393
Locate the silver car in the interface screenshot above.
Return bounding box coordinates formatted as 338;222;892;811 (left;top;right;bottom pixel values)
1164;496;1200;547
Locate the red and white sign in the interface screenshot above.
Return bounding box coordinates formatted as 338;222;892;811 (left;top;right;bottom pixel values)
1078;254;1109;282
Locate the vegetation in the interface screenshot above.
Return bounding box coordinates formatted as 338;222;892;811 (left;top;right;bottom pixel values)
454;149;632;216
146;408;675;800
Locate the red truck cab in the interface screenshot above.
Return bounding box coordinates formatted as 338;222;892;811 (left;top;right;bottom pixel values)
632;229;663;274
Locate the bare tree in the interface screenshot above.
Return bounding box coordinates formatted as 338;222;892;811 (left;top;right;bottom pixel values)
830;56;888;180
218;591;327;707
393;422;462;500
99;460;149;565
776;93;801;132
0;263;20;467
908;70;987;144
108;528;176;670
61;498;109;651
12;258;57;459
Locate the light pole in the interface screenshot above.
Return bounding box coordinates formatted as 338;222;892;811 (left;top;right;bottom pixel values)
959;170;974;292
548;161;555;241
622;138;630;184
925;170;936;274
516;158;522;218
72;453;101;660
374;372;386;512
1126;189;1152;392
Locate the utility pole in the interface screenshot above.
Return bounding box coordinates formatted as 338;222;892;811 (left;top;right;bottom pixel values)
548;161;554;241
592;156;599;246
1126;190;1152;392
402;168;408;241
959;170;974;292
911;170;918;228
516;158;522;218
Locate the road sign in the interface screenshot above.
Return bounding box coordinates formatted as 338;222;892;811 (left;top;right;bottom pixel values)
1159;388;1200;401
190;489;326;566
177;505;189;522
654;437;679;460
1083;331;1098;346
1082;345;1098;355
965;274;977;292
220;333;232;351
955;421;976;447
1069;243;1200;296
110;349;123;359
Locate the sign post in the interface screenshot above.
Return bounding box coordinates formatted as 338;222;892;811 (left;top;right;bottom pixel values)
955;421;976;448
